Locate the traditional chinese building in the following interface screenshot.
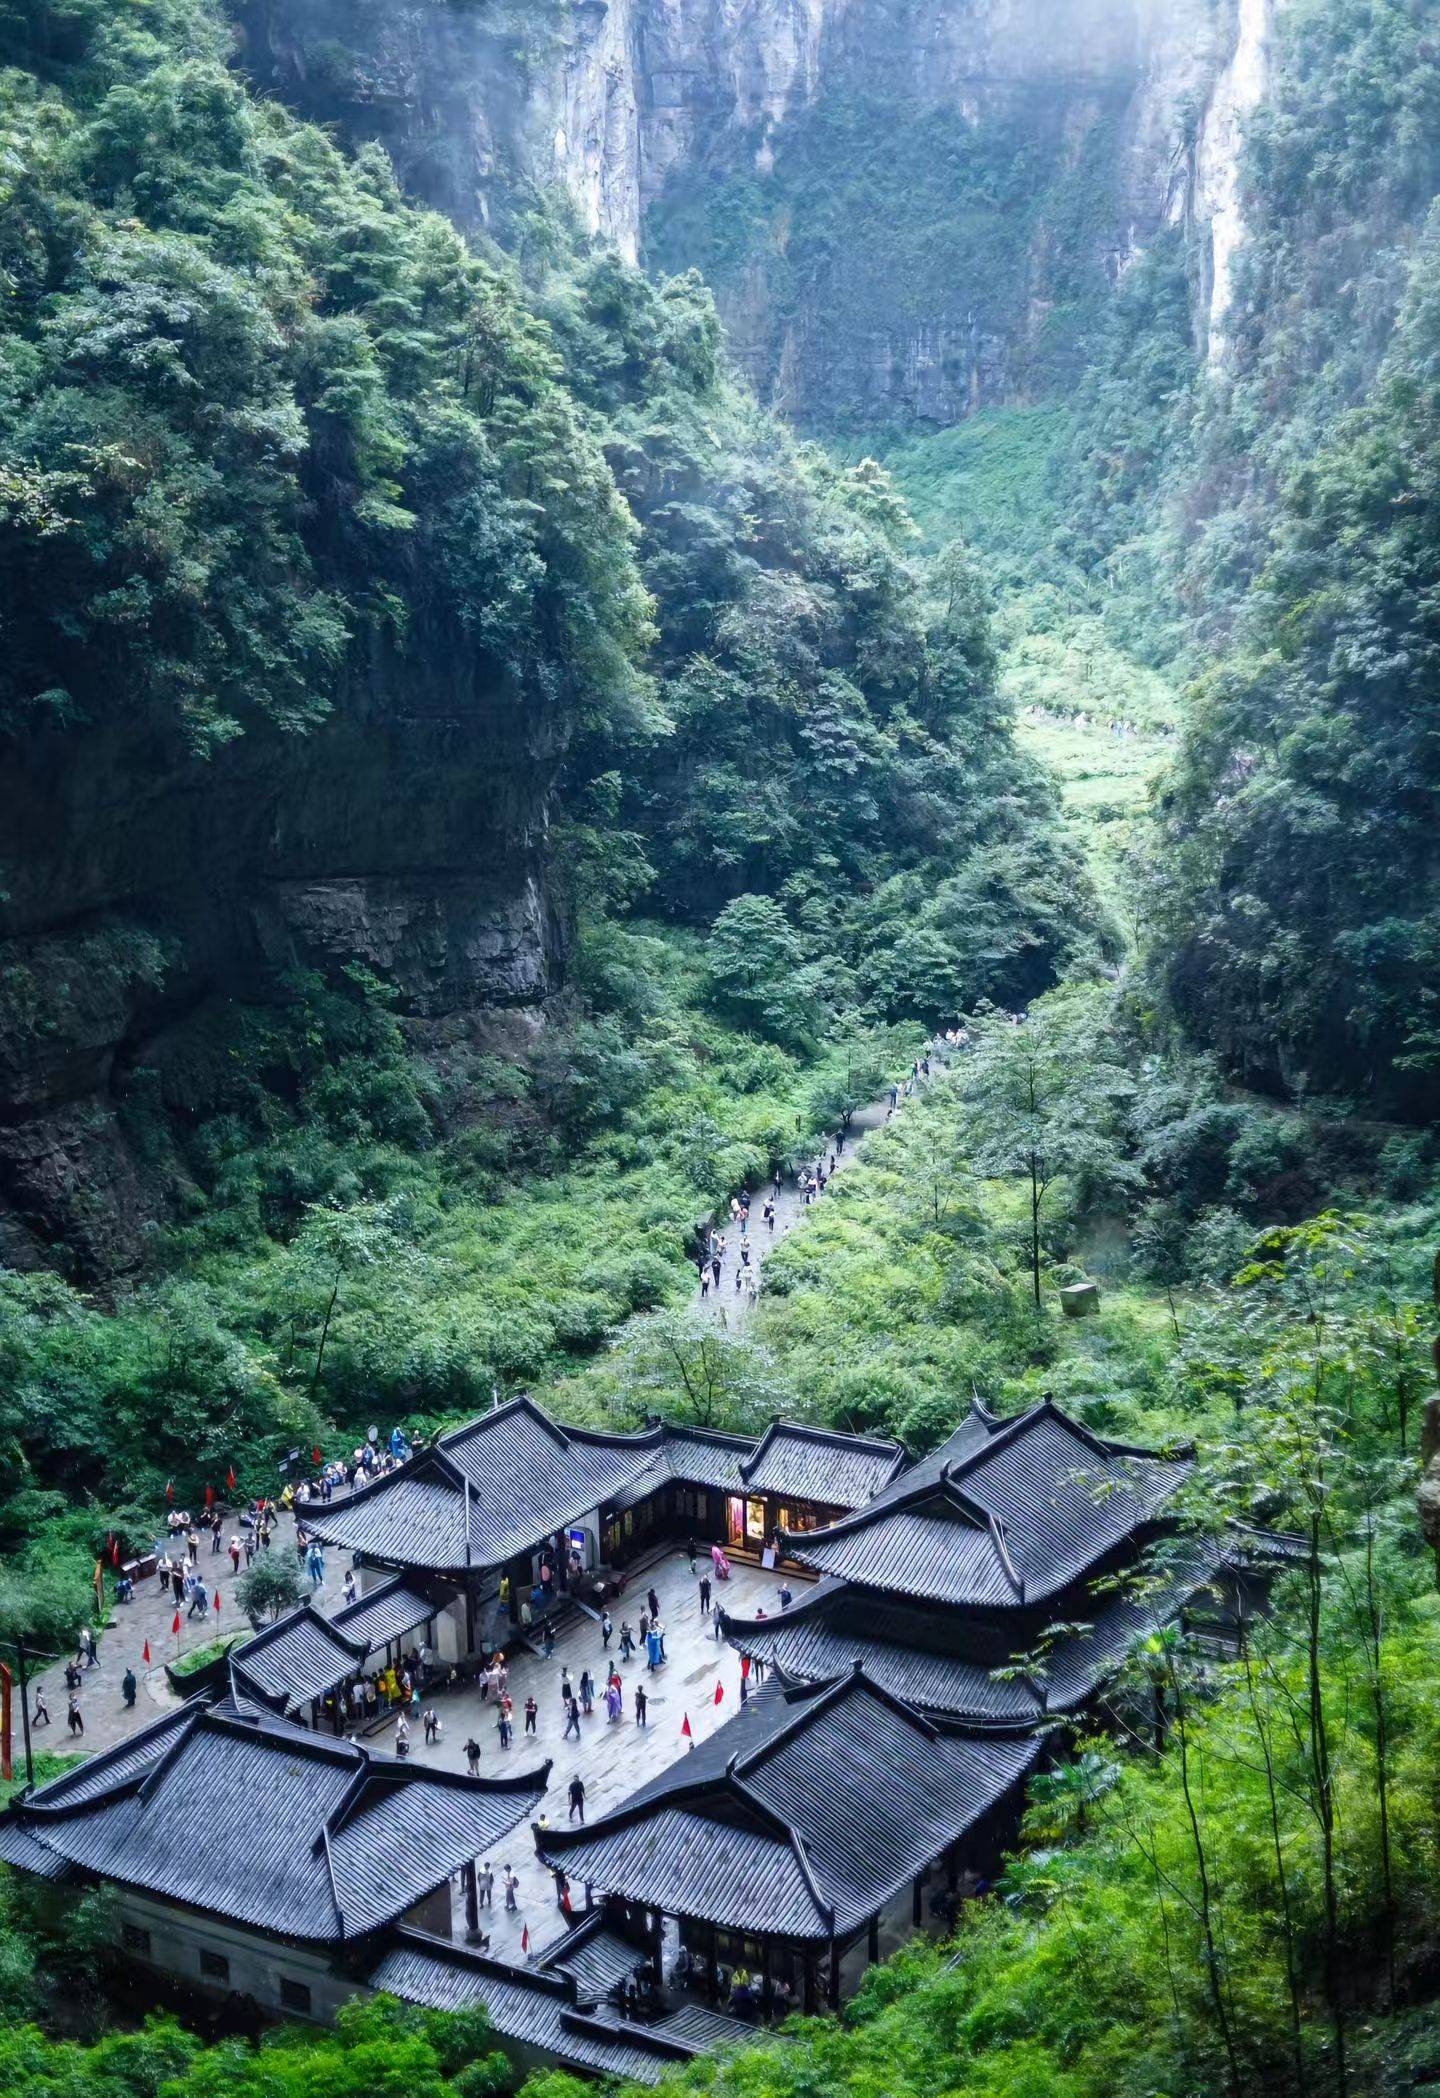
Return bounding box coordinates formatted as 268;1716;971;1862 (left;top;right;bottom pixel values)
303;1395;905;1655
534;1667;1039;2010
721;1397;1295;1724
0;1687;548;2022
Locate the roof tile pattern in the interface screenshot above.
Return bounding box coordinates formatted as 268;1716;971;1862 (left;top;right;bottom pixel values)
538;1674;1037;1939
4;1698;547;1942
306;1399;903;1575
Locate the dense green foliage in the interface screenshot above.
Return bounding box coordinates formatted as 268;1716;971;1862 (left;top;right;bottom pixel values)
1154;0;1440;1111
0;0;651;754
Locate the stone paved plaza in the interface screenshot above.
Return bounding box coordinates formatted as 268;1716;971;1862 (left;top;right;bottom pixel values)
413;1547;795;1957
27;1537;798;1964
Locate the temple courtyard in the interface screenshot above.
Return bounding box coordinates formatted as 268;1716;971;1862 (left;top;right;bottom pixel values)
408;1547;791;1958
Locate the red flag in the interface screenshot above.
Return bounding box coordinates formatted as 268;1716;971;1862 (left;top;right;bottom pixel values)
680;1712;691;1738
213;1589;222;1615
521;1925;530;1954
312;1445;322;1466
165;1479;175;1504
204;1482;215;1509
714;1681;724;1705
143;1640;151;1665
171;1612;181;1636
111;1537;121;1567
226;1465;236;1491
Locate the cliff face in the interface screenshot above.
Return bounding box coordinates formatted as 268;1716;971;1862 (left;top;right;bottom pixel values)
238;0;1265;423
0;664;558;1278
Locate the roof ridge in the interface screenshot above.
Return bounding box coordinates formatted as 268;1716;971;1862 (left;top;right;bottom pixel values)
784;1823;835;1929
987;1514;1026;1602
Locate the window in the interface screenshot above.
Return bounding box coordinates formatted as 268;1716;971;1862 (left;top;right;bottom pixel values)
279;1976;313;2014
745;1496;766;1543
199;1948;230;1983
121;1923;151;1957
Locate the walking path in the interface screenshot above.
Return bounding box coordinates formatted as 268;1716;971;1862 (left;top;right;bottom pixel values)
696;1070;938;1326
18;1050;947;1793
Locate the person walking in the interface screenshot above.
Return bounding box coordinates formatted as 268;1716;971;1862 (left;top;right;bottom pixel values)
563;1695;581;1741
699;1574;712;1616
568;1775;585;1824
478;1862;494;1909
579;1668;594;1715
210;1511;223;1555
524;1694;537;1735
31;1689;50;1729
619;1620;635;1662
647;1587;660;1622
634;1684;647;1728
67;1694;83;1737
496;1707;513;1748
600;1609;613;1651
228;1535;241;1573
710;1252;722;1290
465;1736;482;1775
186;1527;200;1565
504;1866;519;1912
188;1579;208;1619
121;1666;137;1708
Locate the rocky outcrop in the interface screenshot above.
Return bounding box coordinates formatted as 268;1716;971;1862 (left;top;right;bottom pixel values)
236;0;1262;423
0;665;558;1277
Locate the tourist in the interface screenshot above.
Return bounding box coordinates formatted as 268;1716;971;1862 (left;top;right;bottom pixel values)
542;1624;555;1661
497;1707;513;1748
423;1707;440;1745
647;1586;660;1621
559;1665;572;1706
710;1252;722;1289
67;1694;83;1737
121;1666;136;1708
504;1866;519;1911
606;1678;623;1722
699;1573;712;1615
600;1608;613;1649
568;1774;585;1824
579;1668;594;1715
186;1527;199;1564
187;1578;208;1619
76;1625;98;1669
478;1861;494;1908
563;1695;581;1741
635;1683;647;1728
228;1535;241;1573
210;1511;223;1554
646;1623;663;1670
524;1694;537;1735
31;1690;49;1728
465;1736;481;1775
619;1620;635;1661
343;1569;357;1605
395;1711;410;1756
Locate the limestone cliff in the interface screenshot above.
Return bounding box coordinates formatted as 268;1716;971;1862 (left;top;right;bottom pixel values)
237;0;1267;422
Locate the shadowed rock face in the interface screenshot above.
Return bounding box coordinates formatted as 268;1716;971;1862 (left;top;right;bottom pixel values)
0;658;561;1277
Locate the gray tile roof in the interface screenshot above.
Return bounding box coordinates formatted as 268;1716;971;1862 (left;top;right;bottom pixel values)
739;1421;906;1505
785;1401;1189;1608
230;1604;368;1714
370;1930;733;2083
723;1557;1226;1721
305;1399;903;1575
537;1673;1038;1939
2;1698;548;1942
330;1575;455;1653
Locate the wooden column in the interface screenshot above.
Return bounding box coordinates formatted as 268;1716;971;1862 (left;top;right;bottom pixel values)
463;1859;479;1938
827;1934;840;2010
803;1954;817;2016
912;1872;923;1926
867;1915;879;1964
707;1918;719;2005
